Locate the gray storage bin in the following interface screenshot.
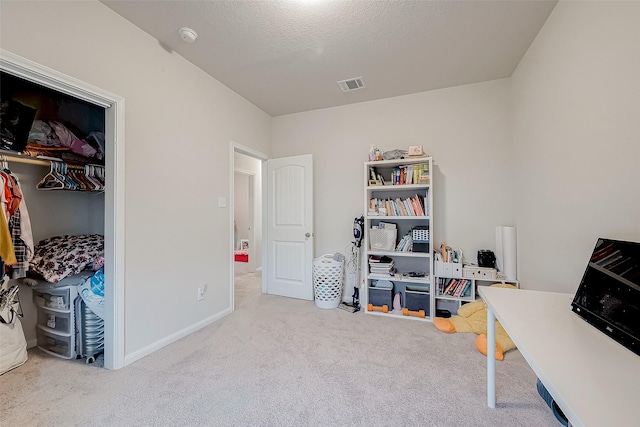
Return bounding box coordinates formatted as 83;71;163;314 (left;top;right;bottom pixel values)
368;286;393;309
405;290;430;316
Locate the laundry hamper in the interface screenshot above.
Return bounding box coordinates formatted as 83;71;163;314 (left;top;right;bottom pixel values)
313;254;344;309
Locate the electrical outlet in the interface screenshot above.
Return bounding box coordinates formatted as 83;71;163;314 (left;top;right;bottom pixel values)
197;285;205;301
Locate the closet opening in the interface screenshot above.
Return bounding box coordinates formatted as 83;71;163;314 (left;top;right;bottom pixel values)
0;50;125;370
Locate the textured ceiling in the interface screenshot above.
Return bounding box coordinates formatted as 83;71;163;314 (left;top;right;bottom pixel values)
101;0;557;117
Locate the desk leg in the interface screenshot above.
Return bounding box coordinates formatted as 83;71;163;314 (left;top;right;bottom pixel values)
487;308;496;408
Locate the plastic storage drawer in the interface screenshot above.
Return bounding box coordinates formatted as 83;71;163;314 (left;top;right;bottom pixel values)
36;325;75;359
33;287;74;311
37;306;72;334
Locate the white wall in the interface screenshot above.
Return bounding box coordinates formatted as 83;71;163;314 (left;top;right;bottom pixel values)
273;79;515;265
511;1;640;293
234;151;263;270
1;1;272;358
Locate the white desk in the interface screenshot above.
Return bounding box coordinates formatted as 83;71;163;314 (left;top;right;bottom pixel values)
479;286;640;427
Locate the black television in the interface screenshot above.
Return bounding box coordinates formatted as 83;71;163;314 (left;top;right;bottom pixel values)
571;238;640;356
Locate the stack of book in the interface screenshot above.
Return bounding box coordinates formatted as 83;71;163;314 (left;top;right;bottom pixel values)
390;163;430;185
395;233;413;252
438;278;472;298
369;255;395;277
368;194;426;216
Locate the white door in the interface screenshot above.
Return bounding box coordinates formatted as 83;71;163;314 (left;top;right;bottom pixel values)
264;154;313;300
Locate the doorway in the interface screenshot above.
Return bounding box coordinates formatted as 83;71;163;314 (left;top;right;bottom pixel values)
234;171;254;275
231;143;266;310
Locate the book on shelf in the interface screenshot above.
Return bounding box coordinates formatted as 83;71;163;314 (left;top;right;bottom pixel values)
452;280;465;297
443;278;457;295
369;272;395;279
418;163;430;184
395;233;413;252
369;255;393;263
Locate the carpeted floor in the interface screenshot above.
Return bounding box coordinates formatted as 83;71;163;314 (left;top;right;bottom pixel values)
0;268;559;426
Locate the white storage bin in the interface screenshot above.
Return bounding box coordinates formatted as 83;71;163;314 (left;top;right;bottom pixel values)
313;254;344;309
434;260;444;276
443;263;454;277
37;307;72;334
463;266;497;280
36;325;75;359
452;263;463;279
369;229;397;251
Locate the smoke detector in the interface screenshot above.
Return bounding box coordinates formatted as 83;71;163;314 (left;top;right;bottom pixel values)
179;27;198;43
337;77;366;92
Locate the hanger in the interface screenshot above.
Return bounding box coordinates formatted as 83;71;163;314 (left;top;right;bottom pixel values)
83;165;99;191
85;165;105;191
71;165;92;191
37;161;66;190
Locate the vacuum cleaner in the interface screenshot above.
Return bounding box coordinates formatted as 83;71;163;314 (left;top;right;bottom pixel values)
339;216;364;313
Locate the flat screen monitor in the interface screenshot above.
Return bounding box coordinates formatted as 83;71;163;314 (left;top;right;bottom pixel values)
571;238;640;356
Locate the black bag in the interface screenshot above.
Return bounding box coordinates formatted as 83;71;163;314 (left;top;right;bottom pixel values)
0;98;37;152
477;250;496;268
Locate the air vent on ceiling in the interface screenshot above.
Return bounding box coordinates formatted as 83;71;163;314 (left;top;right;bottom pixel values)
337;77;366;92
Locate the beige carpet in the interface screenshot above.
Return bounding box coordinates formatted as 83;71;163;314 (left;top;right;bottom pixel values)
0;269;559;426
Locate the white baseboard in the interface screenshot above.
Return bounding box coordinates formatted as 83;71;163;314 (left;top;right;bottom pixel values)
123;308;232;366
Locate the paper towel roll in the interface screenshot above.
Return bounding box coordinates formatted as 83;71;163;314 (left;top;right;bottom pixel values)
496;226;517;280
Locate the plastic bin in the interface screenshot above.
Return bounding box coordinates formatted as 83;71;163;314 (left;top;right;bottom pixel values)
313;254;344;309
37;325;75;359
369;229;397;251
412;226;429;252
33;287;75;311
37;306;72;334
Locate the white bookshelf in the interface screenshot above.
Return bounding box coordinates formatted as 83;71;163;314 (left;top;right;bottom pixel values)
362;157;434;321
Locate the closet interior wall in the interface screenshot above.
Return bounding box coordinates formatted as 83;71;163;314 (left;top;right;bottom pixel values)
13;161;104;347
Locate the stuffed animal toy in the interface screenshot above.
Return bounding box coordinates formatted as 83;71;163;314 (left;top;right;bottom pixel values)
433;283;517;360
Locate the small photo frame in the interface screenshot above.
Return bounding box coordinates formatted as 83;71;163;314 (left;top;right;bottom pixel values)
240;239;249;250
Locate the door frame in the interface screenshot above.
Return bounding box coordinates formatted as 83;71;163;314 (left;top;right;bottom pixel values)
0;49;126;370
229;142;268;310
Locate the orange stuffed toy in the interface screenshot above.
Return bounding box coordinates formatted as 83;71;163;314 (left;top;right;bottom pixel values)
434;283;517;360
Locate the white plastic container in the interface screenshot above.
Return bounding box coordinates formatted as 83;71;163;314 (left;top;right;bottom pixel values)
313;254;344;309
369;229;397;251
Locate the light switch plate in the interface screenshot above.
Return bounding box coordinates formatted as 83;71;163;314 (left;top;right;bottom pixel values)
218;197;227;208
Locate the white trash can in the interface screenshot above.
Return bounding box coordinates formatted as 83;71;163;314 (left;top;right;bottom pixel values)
313;254;344;309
